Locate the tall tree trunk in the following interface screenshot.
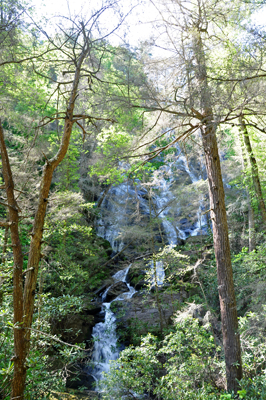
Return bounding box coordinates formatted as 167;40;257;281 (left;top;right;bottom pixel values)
22;46;88;371
0;220;9;306
238;127;256;252
193;29;242;392
248;204;255;252
0;40;91;400
239;115;266;225
0;120;27;398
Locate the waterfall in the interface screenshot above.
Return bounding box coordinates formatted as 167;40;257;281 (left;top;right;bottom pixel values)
177;151;207;236
90;266;136;387
148;260;165;287
89;259;165;389
87;143;209;393
96;146;207;251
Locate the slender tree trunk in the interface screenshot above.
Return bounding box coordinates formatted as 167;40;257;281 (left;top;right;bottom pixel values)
248;204;255;252
201;124;242;391
0;119;27;398
193;29;242;392
0;41;90;400
23;48;88;358
149;190;164;333
238;127;256;252
239;115;266;225
0;221;9;306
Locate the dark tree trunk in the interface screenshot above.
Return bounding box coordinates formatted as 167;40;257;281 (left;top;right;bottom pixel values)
23;48;87;363
0;119;27;398
239;115;266;225
193;29;242;392
238;125;256;252
201;123;243;391
0;39;91;400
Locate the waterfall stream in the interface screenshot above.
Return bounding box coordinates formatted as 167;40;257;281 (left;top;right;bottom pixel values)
90;260;165;389
90;145;207;390
96;145;208;251
90;266;136;388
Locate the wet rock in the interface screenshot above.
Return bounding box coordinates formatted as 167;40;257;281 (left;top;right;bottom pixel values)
186;235;206;244
105;281;129;302
82;300;102;315
126;265;147;289
51;313;94;344
66;364;96;391
112;291;187;341
93;278;114;297
50;390;99;399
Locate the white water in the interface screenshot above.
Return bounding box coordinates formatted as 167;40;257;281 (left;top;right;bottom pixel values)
89;145;209;393
96;146;207;251
90;266;136;387
90;259;165;389
148;260;165;287
177;148;207;237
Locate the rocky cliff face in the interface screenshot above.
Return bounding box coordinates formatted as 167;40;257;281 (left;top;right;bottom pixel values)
61;141;212;392
80;141;208;256
111;291;187;342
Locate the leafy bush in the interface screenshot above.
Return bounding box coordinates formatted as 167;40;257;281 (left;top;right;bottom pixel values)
100;316;222;400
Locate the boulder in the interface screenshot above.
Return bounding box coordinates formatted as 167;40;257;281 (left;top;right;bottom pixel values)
93;278;114;297
175;303;206;322
126;265;148;289
175;303;222;344
66;364;96;391
82;300;102;315
51;313;94;344
111;290;188;341
50;391;98;399
104;281;129;302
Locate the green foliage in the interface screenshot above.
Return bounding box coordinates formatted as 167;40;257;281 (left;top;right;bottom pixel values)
149;245;192;289
155;316;220;400
0;290;85;399
100;333;161;399
42;294;84;318
100;316;221;400
238;376;266;400
48;129;82;191
42;191;111;295
232;244;266;313
0;304;13;398
100;308;266;400
89;127;132;184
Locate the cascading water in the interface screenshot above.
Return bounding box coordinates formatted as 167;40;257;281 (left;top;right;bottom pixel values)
90;266;136;388
177;150;208;236
96;145;208;251
148;260;165;287
96;182;140;253
90;144;207;390
90;260;165;390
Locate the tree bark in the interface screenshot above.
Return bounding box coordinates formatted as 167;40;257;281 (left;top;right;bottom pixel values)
248;204;255;252
239;115;266;225
238;126;256;252
0;119;27;398
22;45;89;365
193;29;242;392
201;124;243;391
1;38;91;400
